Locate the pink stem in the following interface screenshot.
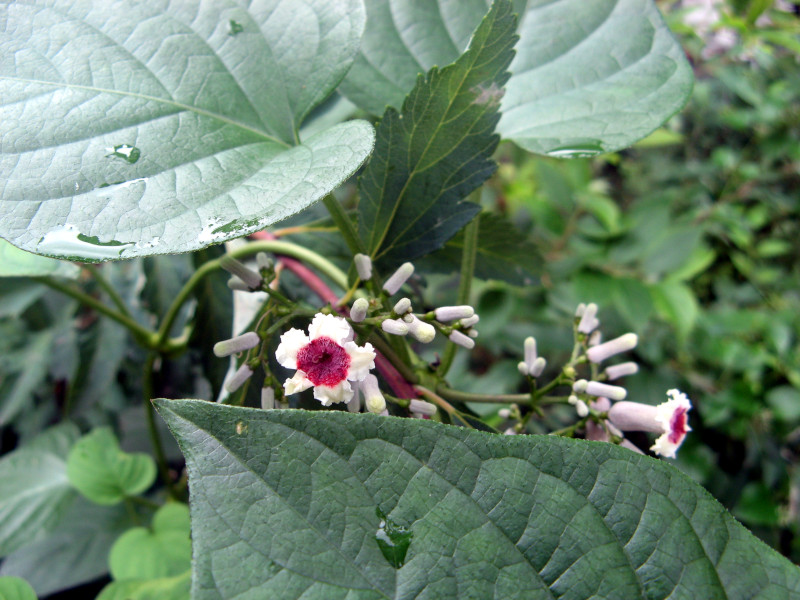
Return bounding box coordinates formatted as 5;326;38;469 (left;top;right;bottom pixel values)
251;231;417;400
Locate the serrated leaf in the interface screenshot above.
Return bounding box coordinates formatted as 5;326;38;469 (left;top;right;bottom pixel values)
109;503;191;581
0;0;373;262
0;239;79;278
420;212;539;285
340;0;693;156
0;577;37;600
66;427;156;505
357;1;517;266
0;424;80;557
156;400;800;599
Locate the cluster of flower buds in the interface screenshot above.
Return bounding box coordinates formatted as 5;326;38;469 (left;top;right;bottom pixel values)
349;257;480;349
518;336;546;377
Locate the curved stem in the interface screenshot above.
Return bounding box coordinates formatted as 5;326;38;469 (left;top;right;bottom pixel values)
436;385;567;406
143;352;179;500
37;276;157;347
322;194;366;256
83;264;132;317
437;213;480;376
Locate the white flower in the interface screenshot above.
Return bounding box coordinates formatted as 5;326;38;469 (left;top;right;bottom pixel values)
607;389;692;458
586;333;637;364
275;314;376;406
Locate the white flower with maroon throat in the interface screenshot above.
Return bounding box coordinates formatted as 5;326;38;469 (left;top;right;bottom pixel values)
276;314;376;406
607;389;692;458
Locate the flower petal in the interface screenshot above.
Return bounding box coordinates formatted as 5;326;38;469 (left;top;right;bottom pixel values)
344;341;376;382
309;313;353;344
284;371;313;396
276;329;310;369
313;380;353;406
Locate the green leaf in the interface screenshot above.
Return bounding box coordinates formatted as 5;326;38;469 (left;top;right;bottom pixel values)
340;0;693;156
156;400;800;599
420;213;539;285
357;1;517;266
0;499;134;598
66;427;156;505
0;330;58;427
97;571;190;600
0;424;80;557
0;0;373;262
0;239;79;278
650;280;699;341
109;503;191;581
611;277;653;332
0;577;37;600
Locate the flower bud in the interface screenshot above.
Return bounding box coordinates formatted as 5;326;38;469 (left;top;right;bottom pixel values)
227;277;251;292
461;315;480;328
214;332;261;357
435;305;474;322
383;262;414;295
350;298;369;323
498;408;511;419
575;303;587;317
219;256;263;290
381;319;409;336
517;361;529;376
261;387;275;410
572;379;588;393
354;253;372;280
347;383;362;413
449;330;475;349
578;302;599;334
403;315;435;343
585;381;627;401
361;375;385;414
393;297;412;315
225;364;253;394
529;357;546;377
467;329;479;338
409;399;437;417
256;252;273;271
586;333;637;364
604;361;639;381
575;399;589;418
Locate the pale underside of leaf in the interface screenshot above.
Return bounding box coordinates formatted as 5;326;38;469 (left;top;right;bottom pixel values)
0;0;373;261
156;400;800;600
340;0;693;156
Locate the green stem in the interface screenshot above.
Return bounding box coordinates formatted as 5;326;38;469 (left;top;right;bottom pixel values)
83;264;132;317
37;276;157;347
323;194;366;256
143;352;179;500
436;385;567;406
438;213;480;376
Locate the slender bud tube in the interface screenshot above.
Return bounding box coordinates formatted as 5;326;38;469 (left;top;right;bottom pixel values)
409;399;437;416
604;362;639;381
381;319;409;336
348;383;362;413
529;357;547;377
213;332;261;357
219;256;263;290
383;262;414;295
461;315;480;328
361;375;385;414
578;303;599;334
524;337;537;367
227;277;251;292
435;305;474;322
575;399;589;418
449;330;475;349
261;387;275;410
585;381;627;401
225;364;253;394
586;333;638;364
350;298;369;323
354;253;372;280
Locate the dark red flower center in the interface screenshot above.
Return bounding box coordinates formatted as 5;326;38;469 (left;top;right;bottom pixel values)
668;407;689;444
296;336;350;387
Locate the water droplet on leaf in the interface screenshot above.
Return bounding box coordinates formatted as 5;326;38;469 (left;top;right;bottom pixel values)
546;139;605;158
37;225;134;262
374;508;412;568
228;20;244;35
109;144;141;164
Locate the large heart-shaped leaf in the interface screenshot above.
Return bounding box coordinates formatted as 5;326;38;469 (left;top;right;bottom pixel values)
340;0;692;156
0;0;373;261
156;400;800;599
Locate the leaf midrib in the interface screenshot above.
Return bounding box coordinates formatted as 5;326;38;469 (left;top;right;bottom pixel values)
0;76;290;149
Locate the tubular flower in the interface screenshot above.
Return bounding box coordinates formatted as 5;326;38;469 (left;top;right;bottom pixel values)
276;314;376;406
607;389;692;458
